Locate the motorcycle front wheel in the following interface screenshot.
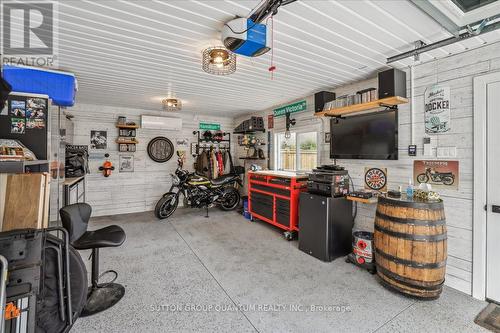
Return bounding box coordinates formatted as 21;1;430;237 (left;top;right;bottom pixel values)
155;193;179;219
417;174;429;183
219;187;240;211
442;177;455;186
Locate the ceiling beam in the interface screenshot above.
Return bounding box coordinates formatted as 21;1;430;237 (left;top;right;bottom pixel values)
409;0;461;36
387;19;500;63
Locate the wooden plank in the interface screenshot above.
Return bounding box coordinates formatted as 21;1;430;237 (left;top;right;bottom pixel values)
116;124;139;129
315;96;409;117
2;174;44;231
0;174;7;230
346;196;378;204
41;173;50;229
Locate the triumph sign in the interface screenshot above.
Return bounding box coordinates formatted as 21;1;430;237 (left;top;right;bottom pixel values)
1;2;58;67
424;85;451;134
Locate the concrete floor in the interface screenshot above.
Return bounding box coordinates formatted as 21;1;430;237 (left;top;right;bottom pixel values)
72;209;487;333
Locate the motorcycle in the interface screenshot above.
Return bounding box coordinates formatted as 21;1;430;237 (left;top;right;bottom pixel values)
416;167;455;186
154;166;243;220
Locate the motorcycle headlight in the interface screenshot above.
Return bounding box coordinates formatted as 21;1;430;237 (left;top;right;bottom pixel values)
171;174;180;186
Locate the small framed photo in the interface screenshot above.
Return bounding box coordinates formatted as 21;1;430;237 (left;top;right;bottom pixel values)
119;155;134;172
325;132;331;143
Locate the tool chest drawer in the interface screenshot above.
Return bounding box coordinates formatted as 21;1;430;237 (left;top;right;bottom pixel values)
251;184;290;197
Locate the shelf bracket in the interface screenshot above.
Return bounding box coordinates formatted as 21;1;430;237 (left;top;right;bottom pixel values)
379;103;398;111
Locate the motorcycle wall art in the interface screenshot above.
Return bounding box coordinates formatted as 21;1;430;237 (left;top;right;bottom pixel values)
413;160;459;190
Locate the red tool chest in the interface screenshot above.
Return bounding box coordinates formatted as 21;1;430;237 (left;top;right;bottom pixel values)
248;171;308;239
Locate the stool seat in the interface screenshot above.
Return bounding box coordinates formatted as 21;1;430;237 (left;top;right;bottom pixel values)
73;225;126;250
60;203;126;317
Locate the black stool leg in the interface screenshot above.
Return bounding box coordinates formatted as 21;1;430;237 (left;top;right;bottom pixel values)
80;248;125;317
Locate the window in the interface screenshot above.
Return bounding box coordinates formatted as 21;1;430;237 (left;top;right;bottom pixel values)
451;0;496;12
276;131;318;171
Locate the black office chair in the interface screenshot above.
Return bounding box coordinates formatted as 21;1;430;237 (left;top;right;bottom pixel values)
60;203;126;317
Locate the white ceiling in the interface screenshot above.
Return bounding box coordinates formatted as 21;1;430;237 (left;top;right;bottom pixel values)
25;0;500;116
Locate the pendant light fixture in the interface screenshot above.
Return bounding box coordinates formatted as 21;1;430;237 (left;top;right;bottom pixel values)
162;98;182;112
202;46;236;75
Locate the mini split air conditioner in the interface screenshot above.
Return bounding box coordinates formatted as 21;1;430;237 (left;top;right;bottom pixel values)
141;115;182;131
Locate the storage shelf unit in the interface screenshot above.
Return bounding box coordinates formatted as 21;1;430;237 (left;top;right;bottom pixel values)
316;96;408;117
248;171;308;234
116;122;139;152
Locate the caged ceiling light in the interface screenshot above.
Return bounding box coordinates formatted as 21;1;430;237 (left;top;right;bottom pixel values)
162;98;182;112
202;46;236;75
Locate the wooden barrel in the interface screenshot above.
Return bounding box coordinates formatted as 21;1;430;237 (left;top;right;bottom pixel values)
374;196;447;299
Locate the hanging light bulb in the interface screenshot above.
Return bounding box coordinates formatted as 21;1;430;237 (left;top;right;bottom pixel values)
202;46;236;75
162;98;182;111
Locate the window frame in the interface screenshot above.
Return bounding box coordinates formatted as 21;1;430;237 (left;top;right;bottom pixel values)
274;129;319;172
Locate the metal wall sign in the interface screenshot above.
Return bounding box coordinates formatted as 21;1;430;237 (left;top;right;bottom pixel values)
273;100;306;117
364;167;388;192
147;137;174;163
425;85;451;134
199;122;220;131
414;160;459;190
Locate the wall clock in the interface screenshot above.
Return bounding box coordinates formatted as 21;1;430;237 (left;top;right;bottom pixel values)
147;137;174;163
364;167;387;192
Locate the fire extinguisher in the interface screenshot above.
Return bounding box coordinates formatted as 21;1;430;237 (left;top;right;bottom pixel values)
99;153;114;177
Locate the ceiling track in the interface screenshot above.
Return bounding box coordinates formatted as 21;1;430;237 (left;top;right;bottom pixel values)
387;18;500;64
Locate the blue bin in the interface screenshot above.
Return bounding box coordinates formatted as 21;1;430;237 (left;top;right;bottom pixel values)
243;198;251;220
2;65;76;106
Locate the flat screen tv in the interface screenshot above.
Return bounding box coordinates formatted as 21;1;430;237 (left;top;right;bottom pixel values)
330;111;398;160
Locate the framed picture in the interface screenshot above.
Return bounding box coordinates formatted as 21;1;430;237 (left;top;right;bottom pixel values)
325;132;331;143
90;130;107;149
119;155;134;172
413;160;459;190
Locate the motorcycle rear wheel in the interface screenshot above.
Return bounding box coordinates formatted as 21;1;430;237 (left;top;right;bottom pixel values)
220;187;240;211
155;193;179;219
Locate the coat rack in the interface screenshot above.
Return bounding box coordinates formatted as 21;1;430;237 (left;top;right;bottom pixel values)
192;131;235;177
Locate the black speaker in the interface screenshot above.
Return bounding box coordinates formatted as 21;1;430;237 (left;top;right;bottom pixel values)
378;68;406;99
0;76;12;112
314;91;336;113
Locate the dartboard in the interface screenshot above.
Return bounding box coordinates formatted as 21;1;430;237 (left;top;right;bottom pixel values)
365;168;387;191
147;137;174;163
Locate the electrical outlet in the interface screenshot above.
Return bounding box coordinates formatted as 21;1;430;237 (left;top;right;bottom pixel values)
437;146;457;158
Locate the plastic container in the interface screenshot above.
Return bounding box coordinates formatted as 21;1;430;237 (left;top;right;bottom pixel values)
2;65;76;106
243;198;251;220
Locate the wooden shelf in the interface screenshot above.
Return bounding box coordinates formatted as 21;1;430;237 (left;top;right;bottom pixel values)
234;129;266;134
116;124;139;129
116;139;138;144
316;96;409;117
346;196;378;204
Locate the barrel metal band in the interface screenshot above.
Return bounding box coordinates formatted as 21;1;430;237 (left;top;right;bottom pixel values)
375;212;446;226
376;265;445;291
374;225;447;242
377;196;444;209
375;249;446;269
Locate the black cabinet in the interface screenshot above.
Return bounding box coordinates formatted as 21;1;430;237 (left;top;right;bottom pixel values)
298;193;353;262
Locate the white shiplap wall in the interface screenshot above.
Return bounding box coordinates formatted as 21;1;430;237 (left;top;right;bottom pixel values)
66;104;234;217
234;41;500;296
